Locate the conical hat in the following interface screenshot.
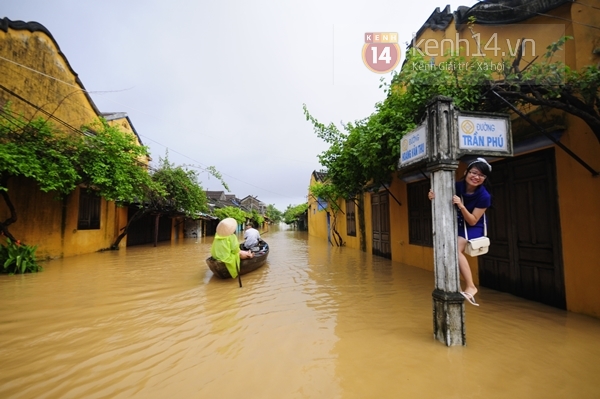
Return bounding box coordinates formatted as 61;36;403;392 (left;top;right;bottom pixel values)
216;217;237;236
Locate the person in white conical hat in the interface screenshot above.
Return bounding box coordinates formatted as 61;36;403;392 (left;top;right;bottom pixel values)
210;218;253;278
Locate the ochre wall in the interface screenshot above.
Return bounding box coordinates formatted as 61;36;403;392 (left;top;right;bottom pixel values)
307;1;600;318
388;176;435;273
0;27;98;129
0;22;131;259
106;117;143;147
171;216;185;242
3;177;128;259
571;2;600;70
434;3;600;315
468;3;600;317
339;200;360;250
554;114;600;317
307;175;329;242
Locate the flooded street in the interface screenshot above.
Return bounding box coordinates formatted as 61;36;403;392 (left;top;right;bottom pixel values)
1;225;599;399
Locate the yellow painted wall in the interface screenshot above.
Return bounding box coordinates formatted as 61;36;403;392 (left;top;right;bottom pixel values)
362;191;373;255
463;2;600;317
171;216;186;241
308;2;600;318
0;27;98;128
554;114;600;317
388;177;435;272
0;21;131;259
105;115;150;169
339;199;360;250
570;2;600;70
307;174;329;241
106;117;143;147
3;177;127;259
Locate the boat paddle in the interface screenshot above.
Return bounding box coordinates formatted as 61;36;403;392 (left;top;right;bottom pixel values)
236;262;242;288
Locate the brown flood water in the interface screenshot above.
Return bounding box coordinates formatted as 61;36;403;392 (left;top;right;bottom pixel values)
1;225;599;399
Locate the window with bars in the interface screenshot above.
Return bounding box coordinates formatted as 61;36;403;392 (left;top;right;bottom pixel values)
78;189;101;230
407;179;432;246
346;199;356;237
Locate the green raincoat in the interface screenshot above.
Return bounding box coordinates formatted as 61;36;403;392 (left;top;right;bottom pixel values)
210;233;241;278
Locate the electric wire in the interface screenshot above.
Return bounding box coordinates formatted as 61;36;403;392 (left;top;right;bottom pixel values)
13;2;597;203
576;0;600;11
0;57;299;201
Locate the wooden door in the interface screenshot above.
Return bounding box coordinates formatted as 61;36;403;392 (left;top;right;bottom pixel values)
479;149;566;308
371;192;391;259
126;208;172;247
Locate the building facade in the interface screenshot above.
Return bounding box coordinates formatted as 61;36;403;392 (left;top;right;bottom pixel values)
308;1;600;319
0;18;179;259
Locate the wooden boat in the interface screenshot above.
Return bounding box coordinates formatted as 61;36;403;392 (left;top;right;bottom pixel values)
206;240;269;279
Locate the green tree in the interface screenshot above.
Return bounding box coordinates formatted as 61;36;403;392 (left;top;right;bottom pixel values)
265;204;282;223
214;206;247;225
0;108;156;243
488;35;600;144
248;209;264;227
309;180;347;246
304;35;600;222
0;109;214;249
78;118;156;203
150;155;208;217
111;153;209;248
282;203;308;225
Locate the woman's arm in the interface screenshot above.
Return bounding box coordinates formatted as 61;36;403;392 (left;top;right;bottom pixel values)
453;195;486;226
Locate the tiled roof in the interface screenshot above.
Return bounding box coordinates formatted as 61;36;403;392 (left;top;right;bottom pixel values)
312;170;327;182
205;191;225;200
455;0;571;25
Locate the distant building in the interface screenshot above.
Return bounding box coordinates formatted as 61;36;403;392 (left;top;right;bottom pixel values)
239;195;266;215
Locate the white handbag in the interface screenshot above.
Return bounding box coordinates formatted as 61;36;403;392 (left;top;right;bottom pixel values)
463;211;490;257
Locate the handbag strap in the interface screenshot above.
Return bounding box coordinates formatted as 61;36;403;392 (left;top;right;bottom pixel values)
461;196;469;240
483;213;487;237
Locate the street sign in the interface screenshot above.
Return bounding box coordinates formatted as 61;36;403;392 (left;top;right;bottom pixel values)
398;123;428;168
457;113;512;156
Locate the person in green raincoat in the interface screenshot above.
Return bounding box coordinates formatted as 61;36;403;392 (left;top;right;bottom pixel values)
210;218;253;278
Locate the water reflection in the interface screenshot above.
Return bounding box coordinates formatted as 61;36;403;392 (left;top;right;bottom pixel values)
0;225;598;398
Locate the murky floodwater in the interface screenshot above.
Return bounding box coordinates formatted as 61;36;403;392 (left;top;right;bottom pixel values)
1;225;599;399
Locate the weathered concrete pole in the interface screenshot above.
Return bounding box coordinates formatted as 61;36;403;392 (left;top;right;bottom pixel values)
426;96;465;346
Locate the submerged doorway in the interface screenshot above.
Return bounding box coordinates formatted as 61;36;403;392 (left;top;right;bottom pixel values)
126;207;172;247
371;191;391;259
480;149;566;308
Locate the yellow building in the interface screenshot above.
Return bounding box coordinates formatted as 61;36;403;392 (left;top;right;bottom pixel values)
0;18;171;259
308;1;600;319
307;171;331;243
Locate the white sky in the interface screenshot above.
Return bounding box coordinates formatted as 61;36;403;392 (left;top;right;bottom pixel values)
3;0;478;211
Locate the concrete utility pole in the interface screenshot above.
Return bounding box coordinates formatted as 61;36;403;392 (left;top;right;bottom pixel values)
426;97;465;346
398;96;511;346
